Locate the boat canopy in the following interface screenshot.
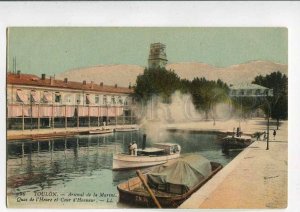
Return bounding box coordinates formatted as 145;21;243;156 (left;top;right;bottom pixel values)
147;154;212;190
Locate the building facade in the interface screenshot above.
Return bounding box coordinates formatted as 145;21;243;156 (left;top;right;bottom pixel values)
7;72;136;131
148;43;168;69
229;83;273;97
229;83;273;118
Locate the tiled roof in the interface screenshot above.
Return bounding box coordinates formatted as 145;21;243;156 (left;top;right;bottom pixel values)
7;72;133;94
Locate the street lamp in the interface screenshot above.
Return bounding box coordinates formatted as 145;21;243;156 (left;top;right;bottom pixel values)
265;88;273;150
30;91;33;131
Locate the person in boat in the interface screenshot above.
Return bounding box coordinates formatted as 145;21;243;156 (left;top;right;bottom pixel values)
131;141;138;156
128;142;133;155
236;127;241;137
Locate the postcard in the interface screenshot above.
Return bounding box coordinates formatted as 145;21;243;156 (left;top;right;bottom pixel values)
6;27;288;209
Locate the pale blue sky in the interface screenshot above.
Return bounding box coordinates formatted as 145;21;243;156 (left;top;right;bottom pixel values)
7;27;287;76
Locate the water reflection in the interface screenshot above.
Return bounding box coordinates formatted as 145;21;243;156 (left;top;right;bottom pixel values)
7;131;241;208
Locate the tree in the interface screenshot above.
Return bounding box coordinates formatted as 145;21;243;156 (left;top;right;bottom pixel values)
253;71;288;129
133;67;230;123
134;67;181;103
189;77;229;121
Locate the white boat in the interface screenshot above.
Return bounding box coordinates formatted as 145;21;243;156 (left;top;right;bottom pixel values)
112;143;181;171
114;127;140;132
88;128;113;135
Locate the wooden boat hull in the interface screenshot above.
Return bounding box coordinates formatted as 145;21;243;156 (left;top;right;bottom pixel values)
117;162;223;208
112;152;180;171
221;136;254;153
88;129;113;135
114;128;139;132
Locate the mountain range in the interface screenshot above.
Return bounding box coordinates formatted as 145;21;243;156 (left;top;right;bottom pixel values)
56;61;288;88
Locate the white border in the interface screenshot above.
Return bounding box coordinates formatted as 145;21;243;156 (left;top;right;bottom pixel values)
1;2;300;212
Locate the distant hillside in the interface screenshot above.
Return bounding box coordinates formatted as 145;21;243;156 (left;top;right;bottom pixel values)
168;61;288;85
57;64;143;87
57;61;288;87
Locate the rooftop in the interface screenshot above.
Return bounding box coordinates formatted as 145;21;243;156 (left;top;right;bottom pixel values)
7;72;133;94
229;83;269;90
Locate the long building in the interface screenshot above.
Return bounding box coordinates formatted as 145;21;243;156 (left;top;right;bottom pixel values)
7;71;136;131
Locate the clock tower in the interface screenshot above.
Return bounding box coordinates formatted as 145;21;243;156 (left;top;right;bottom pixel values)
148;43;168;69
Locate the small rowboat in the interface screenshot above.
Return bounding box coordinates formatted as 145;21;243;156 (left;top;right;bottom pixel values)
117;155;222;208
112;143;181;171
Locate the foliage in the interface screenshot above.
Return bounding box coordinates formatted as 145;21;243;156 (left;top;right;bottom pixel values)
189;78;229;119
133;67;229;120
134;67;181;103
252;71;288;121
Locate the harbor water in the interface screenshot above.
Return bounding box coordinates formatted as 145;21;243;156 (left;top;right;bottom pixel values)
7;130;241;208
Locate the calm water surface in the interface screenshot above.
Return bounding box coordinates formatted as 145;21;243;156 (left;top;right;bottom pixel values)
7;131;241;208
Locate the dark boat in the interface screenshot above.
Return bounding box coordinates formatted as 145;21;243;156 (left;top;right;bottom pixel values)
117;155;223;208
221;135;254;153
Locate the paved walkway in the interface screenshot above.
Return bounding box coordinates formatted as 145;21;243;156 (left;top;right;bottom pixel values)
179;120;287;209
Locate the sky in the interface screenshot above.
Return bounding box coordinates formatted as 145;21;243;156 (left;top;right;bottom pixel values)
7;27;287;76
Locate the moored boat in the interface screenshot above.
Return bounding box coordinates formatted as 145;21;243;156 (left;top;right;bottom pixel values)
88;128;113;135
112;143;181;171
114;127;140;132
117;154;223;208
221;135;254;153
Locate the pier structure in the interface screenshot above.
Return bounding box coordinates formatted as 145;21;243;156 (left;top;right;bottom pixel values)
171;119;288;209
7;72;137;133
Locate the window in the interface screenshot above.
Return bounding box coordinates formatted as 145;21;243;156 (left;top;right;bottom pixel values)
86;94;90;105
42;91;52;103
118;96;123;105
111;96;116;105
65;94;72;103
246;89;252;96
55;92;61;103
16;89;23;103
76;94;81;104
30;90;40;103
16;89;29;103
103;95;107;105
95;95;99;104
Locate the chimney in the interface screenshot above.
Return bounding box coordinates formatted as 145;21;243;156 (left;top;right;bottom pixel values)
50;76;54;85
83;80;86;85
41;74;46;80
100;82;103;87
17;70;21;78
115;84;118;88
142;134;147;150
64;78;68;83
